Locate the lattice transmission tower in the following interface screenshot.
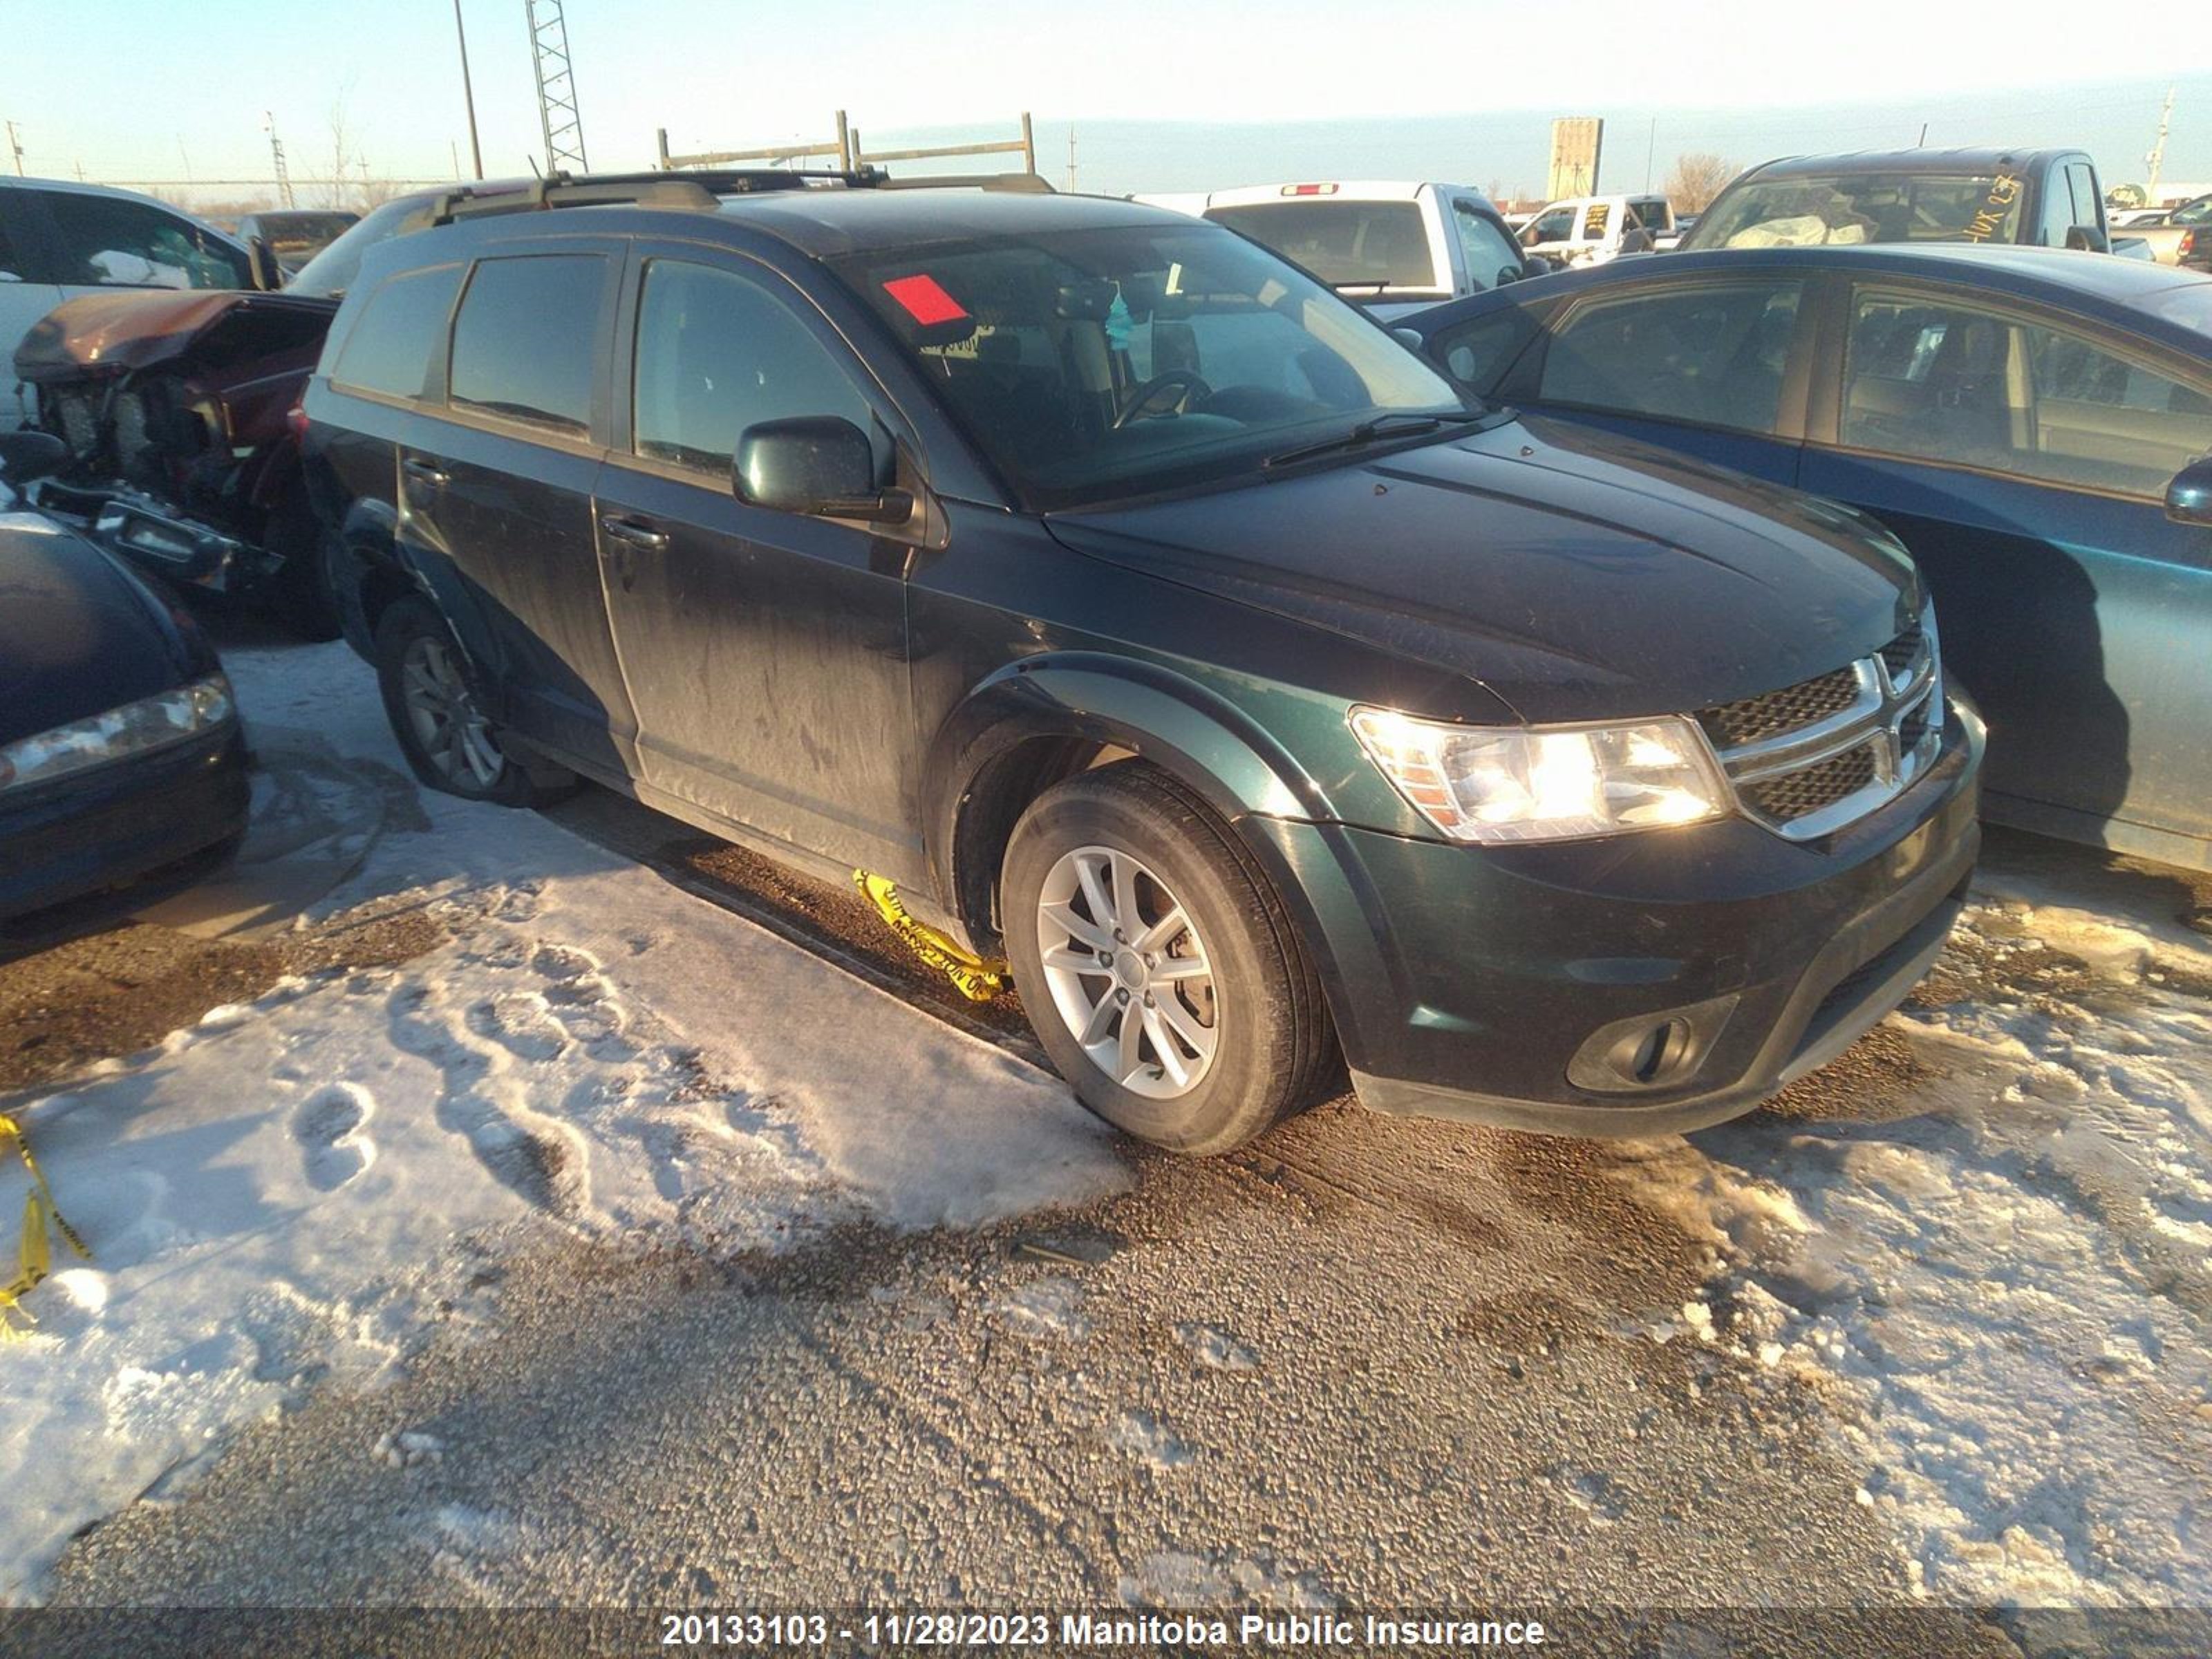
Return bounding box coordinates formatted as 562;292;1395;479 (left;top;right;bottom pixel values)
526;0;588;174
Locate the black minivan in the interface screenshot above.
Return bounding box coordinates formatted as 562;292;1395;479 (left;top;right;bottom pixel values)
303;172;1983;1155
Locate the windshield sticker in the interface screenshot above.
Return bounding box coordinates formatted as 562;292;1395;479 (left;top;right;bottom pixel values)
883;274;970;326
1963;174;2023;243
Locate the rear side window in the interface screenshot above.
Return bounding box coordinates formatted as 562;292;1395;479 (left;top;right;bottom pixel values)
632;259;881;475
449;254;606;435
330;263;465;400
1540;280;1803;433
1204;200;1438;292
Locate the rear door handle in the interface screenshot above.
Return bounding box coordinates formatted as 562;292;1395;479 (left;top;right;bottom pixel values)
598;514;670;552
402;457;451;489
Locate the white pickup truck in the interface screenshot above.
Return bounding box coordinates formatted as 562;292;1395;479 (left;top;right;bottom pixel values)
1513;194;1675;267
1137;181;1541;319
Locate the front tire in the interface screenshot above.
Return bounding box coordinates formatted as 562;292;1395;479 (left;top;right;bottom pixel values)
1002;762;1329;1154
374;597;569;807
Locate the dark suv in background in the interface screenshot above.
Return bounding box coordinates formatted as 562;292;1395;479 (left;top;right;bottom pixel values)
303;172;1983;1155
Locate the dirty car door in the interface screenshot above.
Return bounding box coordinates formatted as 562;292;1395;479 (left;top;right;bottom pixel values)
592;245;920;879
400;245;638;776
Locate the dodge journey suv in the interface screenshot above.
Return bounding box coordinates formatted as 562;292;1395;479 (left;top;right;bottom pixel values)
303;171;1983;1155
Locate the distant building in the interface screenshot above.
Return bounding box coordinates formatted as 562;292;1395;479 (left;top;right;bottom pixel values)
1548;118;1603;200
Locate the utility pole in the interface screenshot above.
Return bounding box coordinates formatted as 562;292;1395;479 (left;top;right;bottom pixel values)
453;0;484;180
265;111;295;207
5;121;24;177
1067;125;1077;192
2146;84;2175;203
1644;116;1655;192
525;0;589;175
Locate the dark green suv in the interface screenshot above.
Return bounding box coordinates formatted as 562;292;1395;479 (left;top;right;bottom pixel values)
303;172;1983;1154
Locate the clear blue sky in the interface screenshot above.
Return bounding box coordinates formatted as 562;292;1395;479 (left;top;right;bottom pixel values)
4;0;2209;203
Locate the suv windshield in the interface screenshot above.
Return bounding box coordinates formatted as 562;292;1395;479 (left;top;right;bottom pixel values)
832;222;1469;510
1202;201;1441;293
1690;172;2028;250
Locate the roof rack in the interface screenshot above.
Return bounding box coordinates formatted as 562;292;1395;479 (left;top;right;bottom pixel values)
874;172;1056;194
427;166;892;226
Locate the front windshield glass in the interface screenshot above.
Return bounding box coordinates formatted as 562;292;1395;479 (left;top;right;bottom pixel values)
1691;172;2028;250
1201;201;1441;293
286;196;429;297
832;223;1469;510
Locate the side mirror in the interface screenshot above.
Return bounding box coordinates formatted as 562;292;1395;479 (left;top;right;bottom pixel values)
734;416;912;525
2167;456;2212;527
0;429;67;484
246;234;283;292
2063;224;2110;255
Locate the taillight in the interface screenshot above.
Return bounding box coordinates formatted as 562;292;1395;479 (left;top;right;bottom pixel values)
2182;229;2197;258
286;402;310;442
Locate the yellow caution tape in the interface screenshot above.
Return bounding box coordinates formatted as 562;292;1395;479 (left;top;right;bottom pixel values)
1;1112;91;1338
855;871;1011;1003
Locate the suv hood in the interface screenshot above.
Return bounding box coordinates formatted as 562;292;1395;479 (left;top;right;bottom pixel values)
14;290;337;384
1047;417;1922;723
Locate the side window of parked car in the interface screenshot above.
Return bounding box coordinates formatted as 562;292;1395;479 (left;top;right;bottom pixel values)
1451;204;1526;291
1839;289;2212;498
330;263;466;401
1526;207;1574;245
1538;280;1802;432
0;207;26;282
1429;307;1543;395
632;259;884;478
38;190;249;290
449;254;607;438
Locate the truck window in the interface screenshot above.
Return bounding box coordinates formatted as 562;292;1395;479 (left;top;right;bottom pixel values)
39;190;249;290
1450;204;1526;291
1541;280;1802;433
1525;207;1575;244
1203;200;1438;292
449;254;606;436
1695;173;2027;248
632;259;882;477
330;263;465;401
2066;164;2101;238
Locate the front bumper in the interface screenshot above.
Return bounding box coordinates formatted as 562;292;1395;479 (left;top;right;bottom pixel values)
0;722;251;927
1241;700;1985;1137
32;478;261;594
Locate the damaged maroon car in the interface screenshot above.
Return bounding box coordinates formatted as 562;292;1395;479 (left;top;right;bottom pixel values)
9;185;528;639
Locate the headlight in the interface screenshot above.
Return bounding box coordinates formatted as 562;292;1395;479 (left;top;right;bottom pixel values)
0;674;234;795
1349;706;1727;844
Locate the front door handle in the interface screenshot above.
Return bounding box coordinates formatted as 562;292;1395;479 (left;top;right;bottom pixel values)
402;457;451;489
598;514;670;553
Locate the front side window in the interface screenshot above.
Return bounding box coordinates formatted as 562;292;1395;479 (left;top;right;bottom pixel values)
1538;280;1802;433
2174;196;2212;227
1839;289;2212;498
832;222;1468;510
330;263;465;400
448;254;606;435
40;191;249;290
1203;200;1439;294
632;259;881;475
1526;207;1575;244
1451;203;1526;291
1692;171;2027;249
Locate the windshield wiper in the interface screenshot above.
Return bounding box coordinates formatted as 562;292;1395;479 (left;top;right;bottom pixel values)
1261;411;1487;471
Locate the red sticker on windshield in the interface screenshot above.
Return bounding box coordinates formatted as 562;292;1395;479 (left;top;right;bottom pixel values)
883;274;969;326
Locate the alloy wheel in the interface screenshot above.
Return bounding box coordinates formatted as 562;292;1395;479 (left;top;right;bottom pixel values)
399;634;504;790
1035;845;1219;1099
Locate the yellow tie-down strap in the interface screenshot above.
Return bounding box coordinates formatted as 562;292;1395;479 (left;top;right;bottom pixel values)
854;871;1011;1003
1;1112;91;1338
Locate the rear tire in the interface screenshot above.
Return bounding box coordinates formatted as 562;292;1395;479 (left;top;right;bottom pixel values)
1002;762;1329;1154
374;597;572;807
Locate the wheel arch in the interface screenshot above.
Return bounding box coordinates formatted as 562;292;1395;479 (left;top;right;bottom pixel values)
925;653;1338;953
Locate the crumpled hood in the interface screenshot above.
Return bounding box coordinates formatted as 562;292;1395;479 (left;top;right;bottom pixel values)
13;289;337;384
0;513;200;744
1047;416;1922;722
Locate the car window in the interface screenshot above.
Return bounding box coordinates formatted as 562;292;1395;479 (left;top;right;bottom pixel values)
2037;169;2077;247
1527;207;1575;243
39;190;248;289
2173;197;2212;227
1538;280;1802;433
1694;172;2026;249
1631;198;1671;232
1450;203;1526;292
449;254;606;435
1583;201;1612;241
2065;165;2100;238
632;259;883;477
330;263;465;400
1203;200;1439;292
0;208;27;283
1430;307;1542;394
1839;289;2212;498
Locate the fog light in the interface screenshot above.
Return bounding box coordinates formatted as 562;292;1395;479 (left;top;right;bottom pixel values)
1566;992;1739;1094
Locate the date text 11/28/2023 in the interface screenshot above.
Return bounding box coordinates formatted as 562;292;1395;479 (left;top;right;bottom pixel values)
658;1611;1550;1649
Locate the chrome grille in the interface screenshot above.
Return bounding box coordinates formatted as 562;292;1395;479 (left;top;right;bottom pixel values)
1701;612;1943;840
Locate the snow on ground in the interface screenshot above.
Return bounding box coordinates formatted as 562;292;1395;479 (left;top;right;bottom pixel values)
1618;888;2212;1608
0;640;1125;1602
